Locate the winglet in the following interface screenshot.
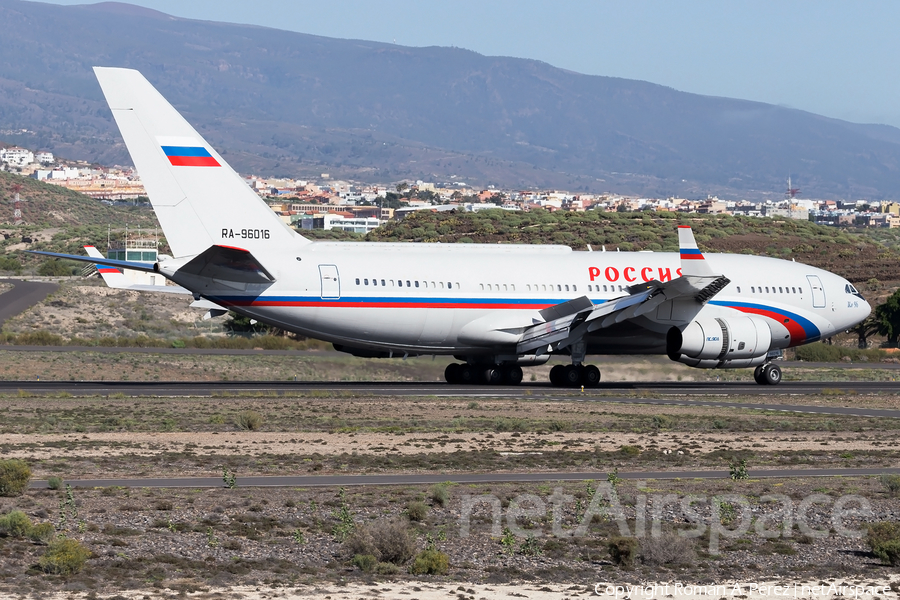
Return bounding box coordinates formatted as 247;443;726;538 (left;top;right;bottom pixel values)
677;226;714;277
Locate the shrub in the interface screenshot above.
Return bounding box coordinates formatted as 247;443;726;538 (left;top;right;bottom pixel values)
867;521;900;566
430;483;450;507
881;474;900;497
39;538;91;574
374;561;402;575
352;553;378;572
407;501;428;522
47;476;63;491
28;522;56;544
0;459;32;496
409;549;449;575
0;510;32;537
344;526;379;559
640;533;696;566
235;410;263;431
608;536;640;567
369;518;417;565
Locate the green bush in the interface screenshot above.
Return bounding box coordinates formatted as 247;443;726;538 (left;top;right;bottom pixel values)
881;474;900;497
0;459;32;497
0;510;32;537
407;501;428;522
409;549;449;575
28;522;56;544
352;553;378;572
608;536;640;567
235;410;263;431
867;521;900;566
47;476;63;491
374;561;402;575
430;483;450;507
38;538;91;574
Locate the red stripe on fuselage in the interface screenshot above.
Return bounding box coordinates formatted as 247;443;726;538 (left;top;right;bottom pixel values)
729;305;806;346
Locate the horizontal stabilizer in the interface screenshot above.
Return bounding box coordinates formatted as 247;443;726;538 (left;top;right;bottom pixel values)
177;245;275;284
28;250;156;273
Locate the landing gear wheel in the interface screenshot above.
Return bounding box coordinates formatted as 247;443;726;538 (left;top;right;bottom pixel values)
763;363;782;385
459;365;477;384
444;363;461;384
549;364;565;387
753;365;766;385
562;364;583;388
504;365;524;385
483;367;503;385
582;365;601;387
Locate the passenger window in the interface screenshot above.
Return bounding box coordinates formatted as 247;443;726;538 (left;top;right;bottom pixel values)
372;279;377;286
792;287;796;293
381;279;385;286
415;281;419;287
565;284;570;292
765;287;769;293
737;286;741;293
364;279;368;285
511;284;515;291
355;278;360;285
573;285;577;292
779;287;783;293
557;285;562;292
480;284;484;291
448;282;452;289
503;284;508;291
406;280;411;287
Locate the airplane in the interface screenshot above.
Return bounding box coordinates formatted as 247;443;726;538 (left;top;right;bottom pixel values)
30;67;872;387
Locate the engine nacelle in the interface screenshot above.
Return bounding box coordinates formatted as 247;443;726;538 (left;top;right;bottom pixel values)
675;354;768;369
667;316;772;362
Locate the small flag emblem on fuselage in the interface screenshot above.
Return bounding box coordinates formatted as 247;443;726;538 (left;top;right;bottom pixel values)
161;146;221;167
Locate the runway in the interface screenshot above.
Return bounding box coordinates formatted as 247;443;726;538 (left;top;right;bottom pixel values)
0;380;898;418
28;466;900;490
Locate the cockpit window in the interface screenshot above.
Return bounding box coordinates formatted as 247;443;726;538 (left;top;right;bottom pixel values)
846;283;865;300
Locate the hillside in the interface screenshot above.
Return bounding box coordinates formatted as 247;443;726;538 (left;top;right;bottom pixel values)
313;210;900;288
2;0;900;198
0;172;159;272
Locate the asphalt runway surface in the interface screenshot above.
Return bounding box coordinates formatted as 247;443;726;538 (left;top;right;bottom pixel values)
28;467;900;490
0;279;58;326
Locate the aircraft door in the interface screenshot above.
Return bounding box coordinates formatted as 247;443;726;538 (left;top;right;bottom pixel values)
318;265;340;299
806;275;825;308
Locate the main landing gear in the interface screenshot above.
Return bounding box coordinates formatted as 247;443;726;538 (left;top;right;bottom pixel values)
549;364;601;388
753;363;782;385
444;363;524;385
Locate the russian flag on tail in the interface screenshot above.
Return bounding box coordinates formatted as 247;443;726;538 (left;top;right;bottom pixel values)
677;225;715;277
161;146;221;167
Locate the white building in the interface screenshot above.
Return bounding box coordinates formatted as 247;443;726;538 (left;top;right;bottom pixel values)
35;152;54;164
0;147;34;167
321;214;382;233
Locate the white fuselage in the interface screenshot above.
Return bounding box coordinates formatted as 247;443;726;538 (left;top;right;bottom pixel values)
180;241;870;357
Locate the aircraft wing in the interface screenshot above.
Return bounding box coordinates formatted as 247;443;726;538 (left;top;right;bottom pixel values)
517;226;730;355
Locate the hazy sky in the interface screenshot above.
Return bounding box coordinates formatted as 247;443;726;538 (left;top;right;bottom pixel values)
34;0;900;128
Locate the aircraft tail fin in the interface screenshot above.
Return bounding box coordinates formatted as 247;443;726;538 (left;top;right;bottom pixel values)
677;226;715;277
93;67;306;259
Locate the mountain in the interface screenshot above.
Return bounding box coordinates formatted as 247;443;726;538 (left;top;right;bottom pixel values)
1;0;900;199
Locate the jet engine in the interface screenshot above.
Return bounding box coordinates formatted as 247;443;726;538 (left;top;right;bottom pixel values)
667;316;772;369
